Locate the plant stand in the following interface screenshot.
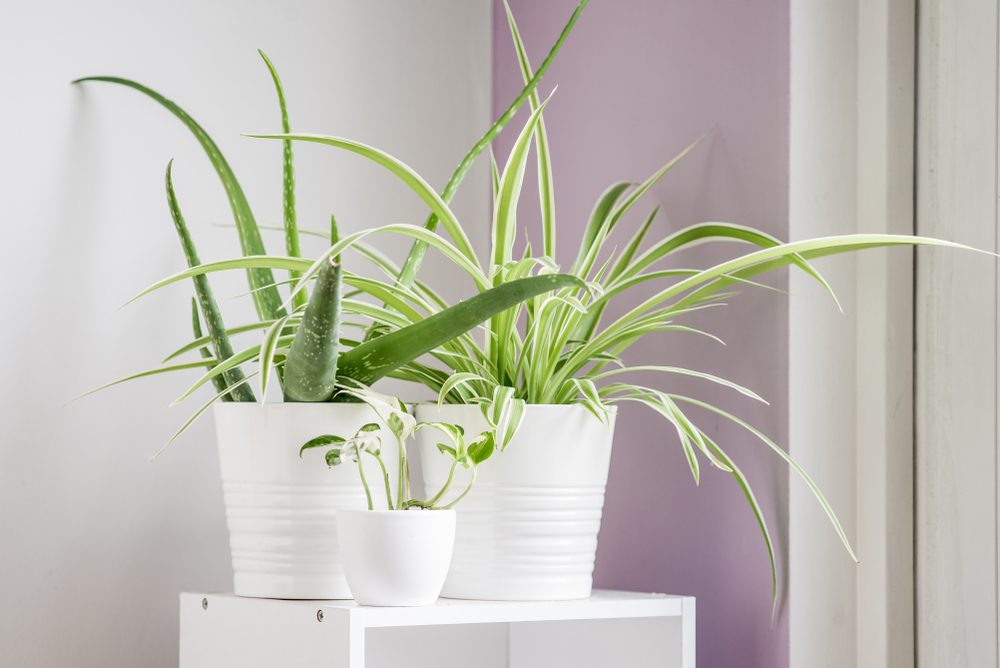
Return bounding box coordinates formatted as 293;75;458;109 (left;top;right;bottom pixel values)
179;590;695;667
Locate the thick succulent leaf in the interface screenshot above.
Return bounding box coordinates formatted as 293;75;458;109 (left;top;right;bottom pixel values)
191;297;231;399
73;76;285;321
337;274;585;386
283;216;343;402
258;49;306;310
166;161;254;402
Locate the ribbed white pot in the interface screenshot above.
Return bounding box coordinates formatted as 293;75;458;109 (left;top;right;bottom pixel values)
337;509;456;606
213;402;397;599
415;404;616;601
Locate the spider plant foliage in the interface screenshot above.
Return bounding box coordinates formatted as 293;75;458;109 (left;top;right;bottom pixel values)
285;0;983;610
76;37;587;447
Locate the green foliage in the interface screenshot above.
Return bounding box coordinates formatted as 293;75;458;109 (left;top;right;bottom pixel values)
77;29;590;451
74;0;984;610
299;386;493;510
72;76;286;323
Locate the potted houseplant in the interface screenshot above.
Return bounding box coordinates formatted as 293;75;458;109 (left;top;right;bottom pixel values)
299;384;493;606
254;0;984;605
75;43;582;599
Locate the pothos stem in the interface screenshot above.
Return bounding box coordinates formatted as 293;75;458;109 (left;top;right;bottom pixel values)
441;467;477;510
369;451;395;510
355;454;374;511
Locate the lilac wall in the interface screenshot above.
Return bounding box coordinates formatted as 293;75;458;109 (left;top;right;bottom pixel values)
492;2;790;666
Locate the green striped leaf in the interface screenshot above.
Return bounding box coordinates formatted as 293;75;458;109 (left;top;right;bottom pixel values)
165;161;255;402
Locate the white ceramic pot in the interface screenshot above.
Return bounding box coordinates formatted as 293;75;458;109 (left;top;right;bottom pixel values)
214;402;397;599
415;404;616;601
336;509;456;606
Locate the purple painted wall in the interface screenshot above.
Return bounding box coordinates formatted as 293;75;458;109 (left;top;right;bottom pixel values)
492;2;790;666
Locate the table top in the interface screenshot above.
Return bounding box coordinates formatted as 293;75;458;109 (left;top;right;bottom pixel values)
182;589;694;628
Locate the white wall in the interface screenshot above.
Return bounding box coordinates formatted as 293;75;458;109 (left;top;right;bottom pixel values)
0;2;491;665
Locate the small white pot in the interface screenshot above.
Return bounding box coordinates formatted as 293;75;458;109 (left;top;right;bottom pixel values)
336;509;456;606
416;404;616;601
214;402;398;599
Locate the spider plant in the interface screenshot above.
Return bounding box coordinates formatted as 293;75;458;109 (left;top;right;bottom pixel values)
250;0;984;610
299;384;493;511
74;23;586;450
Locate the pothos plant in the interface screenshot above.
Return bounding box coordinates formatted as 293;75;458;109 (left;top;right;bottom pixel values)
299;385;493;511
237;0;983;611
74;20;586;453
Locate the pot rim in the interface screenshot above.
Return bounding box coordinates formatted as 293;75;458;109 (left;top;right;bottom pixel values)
212;401;382;411
338;508;456;518
411;402;618;413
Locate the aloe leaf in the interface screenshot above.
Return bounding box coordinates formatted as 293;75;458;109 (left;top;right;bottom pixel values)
73;76;285;321
258;50;306;311
503;0;557;258
246;133;479;267
165;162;255;402
337;273;585;386
191;297;231;399
392;0;590;288
283;215;343;402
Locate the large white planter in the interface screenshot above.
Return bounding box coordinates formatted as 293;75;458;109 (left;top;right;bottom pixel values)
337;509;456;606
415;404;616;601
214;402;397;599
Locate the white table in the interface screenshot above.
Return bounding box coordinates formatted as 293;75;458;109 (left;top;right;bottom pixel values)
179;589;695;667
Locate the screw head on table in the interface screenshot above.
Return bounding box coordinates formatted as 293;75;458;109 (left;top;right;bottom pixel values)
316;609;324;622
201;598;208;610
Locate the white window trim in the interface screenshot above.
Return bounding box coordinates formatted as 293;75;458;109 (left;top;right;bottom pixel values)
789;1;915;666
